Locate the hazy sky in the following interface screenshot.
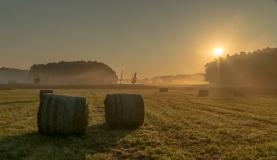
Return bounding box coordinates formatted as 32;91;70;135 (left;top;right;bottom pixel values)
1;0;277;78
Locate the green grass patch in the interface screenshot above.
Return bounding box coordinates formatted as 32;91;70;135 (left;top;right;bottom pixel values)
1;89;277;159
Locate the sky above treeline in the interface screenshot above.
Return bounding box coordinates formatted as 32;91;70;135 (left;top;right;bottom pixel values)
1;0;277;79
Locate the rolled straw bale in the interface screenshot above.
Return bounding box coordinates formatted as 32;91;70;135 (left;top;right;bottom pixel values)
233;90;244;97
104;94;144;127
159;88;168;92
37;93;88;134
199;90;209;97
39;90;53;101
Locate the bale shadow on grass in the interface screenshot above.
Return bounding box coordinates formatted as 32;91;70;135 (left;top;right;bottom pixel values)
0;123;138;159
0;100;36;105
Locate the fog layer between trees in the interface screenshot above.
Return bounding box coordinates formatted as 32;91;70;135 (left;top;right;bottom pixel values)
0;68;28;83
1;47;277;86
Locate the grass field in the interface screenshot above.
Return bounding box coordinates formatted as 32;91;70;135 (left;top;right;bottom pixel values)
1;88;277;159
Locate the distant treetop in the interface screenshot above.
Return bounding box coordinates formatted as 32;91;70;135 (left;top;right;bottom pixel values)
204;47;277;85
28;60;118;84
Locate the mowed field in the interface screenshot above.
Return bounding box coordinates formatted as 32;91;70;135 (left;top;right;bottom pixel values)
1;89;277;159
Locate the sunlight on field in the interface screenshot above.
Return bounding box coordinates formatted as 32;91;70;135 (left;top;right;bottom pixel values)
1;89;277;159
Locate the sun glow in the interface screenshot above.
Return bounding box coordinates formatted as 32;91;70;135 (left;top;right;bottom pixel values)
214;48;223;56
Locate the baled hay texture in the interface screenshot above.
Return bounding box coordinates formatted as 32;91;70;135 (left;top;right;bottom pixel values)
159;88;168;92
199;90;209;97
37;93;88;134
104;94;144;127
39;90;53;101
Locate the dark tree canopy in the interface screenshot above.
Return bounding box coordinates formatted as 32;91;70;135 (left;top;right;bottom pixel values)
28;61;118;84
204;47;277;86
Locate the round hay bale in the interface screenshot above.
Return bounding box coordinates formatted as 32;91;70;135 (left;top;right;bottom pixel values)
39;90;53;101
199;90;209;97
159;88;168;92
233;90;244;97
37;93;88;134
104;94;144;127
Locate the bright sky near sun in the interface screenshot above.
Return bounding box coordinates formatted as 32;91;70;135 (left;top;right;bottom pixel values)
1;0;277;78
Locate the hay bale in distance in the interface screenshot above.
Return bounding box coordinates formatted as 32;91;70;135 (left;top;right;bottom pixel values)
159;88;168;92
39;90;53;101
104;94;144;127
37;93;88;134
199;90;209;97
233;90;244;97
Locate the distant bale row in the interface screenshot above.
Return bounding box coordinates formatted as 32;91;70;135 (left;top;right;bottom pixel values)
37;93;88;134
159;88;168;92
199;90;209;97
197;89;245;97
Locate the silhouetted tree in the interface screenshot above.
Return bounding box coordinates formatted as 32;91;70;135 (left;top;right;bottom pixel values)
204;47;277;86
131;72;137;84
34;72;40;84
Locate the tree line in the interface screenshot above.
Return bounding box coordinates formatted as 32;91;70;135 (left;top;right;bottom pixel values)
204;47;277;86
0;61;118;84
28;61;118;84
0;67;28;83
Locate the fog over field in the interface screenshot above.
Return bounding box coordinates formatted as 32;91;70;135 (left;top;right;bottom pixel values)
1;1;277;159
1;1;277;79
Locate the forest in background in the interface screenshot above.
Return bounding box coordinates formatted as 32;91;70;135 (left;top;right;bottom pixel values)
0;61;118;84
204;47;277;86
1;47;277;86
28;61;118;84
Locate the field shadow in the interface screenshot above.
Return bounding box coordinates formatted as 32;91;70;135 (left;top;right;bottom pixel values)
197;95;209;98
0;100;36;105
0;123;138;159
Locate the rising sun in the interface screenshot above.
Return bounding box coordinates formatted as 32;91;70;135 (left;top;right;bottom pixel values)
214;48;223;56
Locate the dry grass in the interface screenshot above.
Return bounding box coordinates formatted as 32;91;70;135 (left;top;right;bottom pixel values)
1;89;277;159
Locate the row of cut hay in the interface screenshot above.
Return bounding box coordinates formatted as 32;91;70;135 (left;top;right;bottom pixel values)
159;88;168;92
158;88;244;97
198;90;244;97
37;87;243;135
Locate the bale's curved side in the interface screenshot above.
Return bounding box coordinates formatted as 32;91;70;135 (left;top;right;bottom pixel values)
37;94;88;134
104;94;144;127
39;90;53;101
199;90;209;97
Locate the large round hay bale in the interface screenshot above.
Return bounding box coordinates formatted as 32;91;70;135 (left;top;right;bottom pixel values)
233;90;244;97
39;90;53;101
37;94;88;134
104;94;144;127
199;90;209;97
159;88;168;92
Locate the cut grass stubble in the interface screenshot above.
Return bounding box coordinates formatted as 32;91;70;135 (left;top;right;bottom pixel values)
0;89;277;159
